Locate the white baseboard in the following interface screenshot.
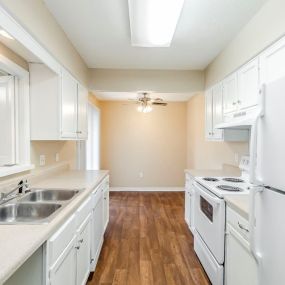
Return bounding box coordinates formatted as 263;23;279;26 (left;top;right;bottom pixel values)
110;187;184;192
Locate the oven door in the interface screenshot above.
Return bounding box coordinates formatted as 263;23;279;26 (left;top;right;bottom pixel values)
194;182;225;264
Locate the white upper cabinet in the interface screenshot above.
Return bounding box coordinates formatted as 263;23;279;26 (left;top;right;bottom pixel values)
77;85;88;139
61;70;78;139
237;58;259;110
223;73;238;114
205;89;213;140
212;84;224;140
205;84;223;141
260;37;285;85
30;63;88;140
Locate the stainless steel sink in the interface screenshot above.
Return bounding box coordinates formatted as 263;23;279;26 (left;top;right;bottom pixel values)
19;189;79;202
0;203;61;223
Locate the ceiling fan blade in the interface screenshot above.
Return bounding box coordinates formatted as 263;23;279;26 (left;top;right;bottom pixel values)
152;102;167;106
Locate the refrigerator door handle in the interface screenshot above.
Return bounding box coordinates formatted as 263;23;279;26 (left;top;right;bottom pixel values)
249;84;265;184
249;185;263;263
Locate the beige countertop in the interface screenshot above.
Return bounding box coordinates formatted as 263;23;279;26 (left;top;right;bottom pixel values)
224;194;250;220
0;169;109;284
184;165;241;178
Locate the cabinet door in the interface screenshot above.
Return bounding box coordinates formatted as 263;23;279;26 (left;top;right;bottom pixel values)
260;37;285;85
92;193;104;267
49;237;76;285
77;84;88;139
237;58;259;110
212;84;223;140
61;70;78;138
225;225;257;285
205;89;213;140
103;186;109;231
223;73;238;114
76;216;91;285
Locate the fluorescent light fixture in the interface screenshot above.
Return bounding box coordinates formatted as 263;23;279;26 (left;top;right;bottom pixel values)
128;0;184;47
0;30;13;40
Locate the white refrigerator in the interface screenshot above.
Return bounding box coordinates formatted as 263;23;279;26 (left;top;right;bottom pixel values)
250;75;285;285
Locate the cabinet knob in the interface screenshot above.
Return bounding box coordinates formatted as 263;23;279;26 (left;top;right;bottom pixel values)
75;246;80;250
237;100;241;104
76;131;82;134
79;238;84;243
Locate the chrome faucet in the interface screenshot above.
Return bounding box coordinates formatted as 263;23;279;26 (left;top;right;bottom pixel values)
0;180;30;204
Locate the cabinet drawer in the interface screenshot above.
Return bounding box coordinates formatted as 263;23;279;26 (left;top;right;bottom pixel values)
76;197;92;227
92;184;104;207
226;206;249;240
48;214;76;266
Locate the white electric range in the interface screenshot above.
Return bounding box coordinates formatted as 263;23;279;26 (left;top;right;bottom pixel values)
193;156;253;285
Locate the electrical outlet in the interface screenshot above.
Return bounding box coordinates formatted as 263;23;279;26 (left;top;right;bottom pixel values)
139;171;144;179
39;155;46;166
234;153;239;164
55;153;59;162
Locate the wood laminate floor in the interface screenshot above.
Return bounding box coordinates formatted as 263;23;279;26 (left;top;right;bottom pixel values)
88;191;210;285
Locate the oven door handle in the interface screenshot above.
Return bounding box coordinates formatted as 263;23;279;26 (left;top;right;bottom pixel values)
194;182;222;208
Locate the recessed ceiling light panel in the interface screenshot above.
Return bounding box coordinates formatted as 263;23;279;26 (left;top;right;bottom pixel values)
128;0;185;47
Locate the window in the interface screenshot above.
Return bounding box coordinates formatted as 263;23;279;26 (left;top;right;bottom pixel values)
0;55;33;177
0;74;16;166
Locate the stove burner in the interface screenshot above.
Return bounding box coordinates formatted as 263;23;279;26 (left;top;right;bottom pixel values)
217;185;243;192
223;178;244;183
203;177;219;182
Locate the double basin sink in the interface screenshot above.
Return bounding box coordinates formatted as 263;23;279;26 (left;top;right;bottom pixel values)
0;189;81;224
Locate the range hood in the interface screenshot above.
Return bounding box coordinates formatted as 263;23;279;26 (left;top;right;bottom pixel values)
215;110;259;130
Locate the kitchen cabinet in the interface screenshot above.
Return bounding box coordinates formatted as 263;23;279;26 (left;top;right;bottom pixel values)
76;215;91;285
77;84;88;139
225;207;258;285
205;84;223;141
61;70;78;139
30;63;88;140
205;89;214;140
223;73;238;114
237;58;259;110
103;179;110;231
260;37;285;85
90;185;104;271
49;237;77;285
222;58;259;116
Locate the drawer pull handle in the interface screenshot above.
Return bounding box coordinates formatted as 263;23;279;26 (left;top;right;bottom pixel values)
238;222;249;233
75;246;80;250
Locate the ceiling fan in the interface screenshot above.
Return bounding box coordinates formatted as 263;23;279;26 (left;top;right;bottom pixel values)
128;92;168;113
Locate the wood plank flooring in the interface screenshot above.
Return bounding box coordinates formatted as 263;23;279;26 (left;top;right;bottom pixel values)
88;191;210;285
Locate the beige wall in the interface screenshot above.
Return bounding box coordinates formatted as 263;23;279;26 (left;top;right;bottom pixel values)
89;68;204;93
101;101;187;187
206;0;285;87
30;141;77;168
88;92;101;109
0;0;89;86
187;94;249;169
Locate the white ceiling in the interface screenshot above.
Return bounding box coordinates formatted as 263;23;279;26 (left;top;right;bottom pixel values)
94;91;194;102
44;0;267;70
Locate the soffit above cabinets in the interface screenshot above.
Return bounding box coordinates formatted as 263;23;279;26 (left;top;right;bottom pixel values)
94;91;194;102
43;0;267;70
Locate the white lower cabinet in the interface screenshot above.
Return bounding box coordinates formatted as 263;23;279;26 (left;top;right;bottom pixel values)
90;186;104;271
46;175;109;285
103;180;109;231
49;236;77;285
76;215;91;285
225;207;258;285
